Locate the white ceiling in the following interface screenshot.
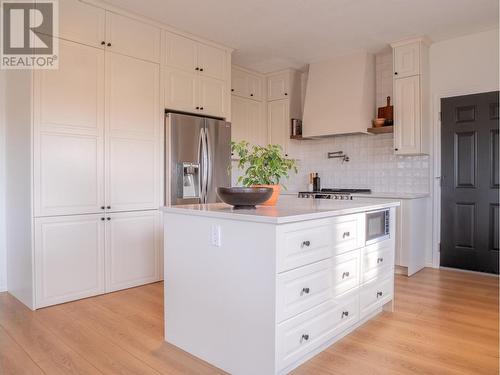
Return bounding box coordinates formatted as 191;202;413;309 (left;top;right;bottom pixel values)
102;0;499;73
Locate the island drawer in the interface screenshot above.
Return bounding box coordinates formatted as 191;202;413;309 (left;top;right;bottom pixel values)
277;259;332;322
331;214;365;255
277;220;333;273
362;241;394;283
359;275;393;319
331;249;361;297
277;293;359;370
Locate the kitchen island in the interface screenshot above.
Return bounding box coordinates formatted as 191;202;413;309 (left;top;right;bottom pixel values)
162;196;399;375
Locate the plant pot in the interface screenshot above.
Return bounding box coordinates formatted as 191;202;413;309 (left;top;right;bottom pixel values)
252;184;281;206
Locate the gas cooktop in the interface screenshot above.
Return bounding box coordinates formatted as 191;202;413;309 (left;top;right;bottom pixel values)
297;188;371;200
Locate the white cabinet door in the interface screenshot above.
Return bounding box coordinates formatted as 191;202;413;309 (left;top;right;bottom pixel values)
231;68;248;98
34;215;105;308
199;76;226;118
394;42;420;78
268;99;290;156
165;67;199;113
268;73;289;101
165;32;198;72
105;211;160;292
394;75;421;155
105;12;161;63
34;40;105;216
231;95;247;144
105;53;160;212
197;43;226;81
247;100;266;146
58;0;105;48
248;74;263;101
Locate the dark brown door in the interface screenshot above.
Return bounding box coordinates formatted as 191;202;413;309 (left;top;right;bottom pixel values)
441;91;499;274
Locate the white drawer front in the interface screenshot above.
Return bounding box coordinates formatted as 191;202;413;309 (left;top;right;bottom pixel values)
332;214;364;254
277;294;359;370
278;224;332;272
360;276;394;319
332;249;360;297
362;242;395;283
277;259;331;322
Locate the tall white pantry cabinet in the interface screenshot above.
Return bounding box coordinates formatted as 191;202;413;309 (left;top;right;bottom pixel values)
4;0;232;309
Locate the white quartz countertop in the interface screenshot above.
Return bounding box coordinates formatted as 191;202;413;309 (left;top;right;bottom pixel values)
281;191;429;199
162;196;400;224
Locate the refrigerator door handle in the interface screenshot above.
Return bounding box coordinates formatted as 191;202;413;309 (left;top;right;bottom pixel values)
205;126;213;198
198;127;206;203
201;127;209;203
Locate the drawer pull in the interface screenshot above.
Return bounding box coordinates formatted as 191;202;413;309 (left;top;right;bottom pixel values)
376;291;383;298
301;240;311;248
342;231;350;239
342;271;350;279
341;311;349;318
377;257;384;264
300;287;310;296
300;334;310;343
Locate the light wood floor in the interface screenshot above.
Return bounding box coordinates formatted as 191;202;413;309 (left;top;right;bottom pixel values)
0;268;498;375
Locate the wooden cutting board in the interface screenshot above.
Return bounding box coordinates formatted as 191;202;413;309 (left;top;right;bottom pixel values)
378;96;393;124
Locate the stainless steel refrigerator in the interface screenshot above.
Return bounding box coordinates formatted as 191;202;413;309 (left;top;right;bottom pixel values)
165;112;231;205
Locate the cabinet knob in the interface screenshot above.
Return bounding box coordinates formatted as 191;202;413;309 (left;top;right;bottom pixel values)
231;89;234;92
107;217;111;221
342;231;350;238
250;93;254;97
107;206;111;209
395;148;399;151
101;217;105;221
342;271;350;279
301;240;311;248
394;72;398;75
101;41;105;46
300;334;309;343
341;311;349;318
200;107;204;110
285;153;288;157
200;68;204;72
101;206;105;210
377;291;383;298
196;106;200;110
377;257;384;264
107;42;111;47
195;67;199;71
301;287;310;295
284;93;288;96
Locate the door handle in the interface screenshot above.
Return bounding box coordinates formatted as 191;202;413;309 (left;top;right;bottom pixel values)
198;128;206;203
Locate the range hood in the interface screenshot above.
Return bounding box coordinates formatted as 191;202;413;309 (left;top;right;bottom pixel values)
302;52;375;137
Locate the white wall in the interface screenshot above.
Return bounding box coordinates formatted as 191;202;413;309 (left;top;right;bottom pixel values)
0;70;6;292
429;28;500;267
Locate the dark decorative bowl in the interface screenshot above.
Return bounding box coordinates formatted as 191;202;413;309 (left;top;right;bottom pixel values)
217;187;273;209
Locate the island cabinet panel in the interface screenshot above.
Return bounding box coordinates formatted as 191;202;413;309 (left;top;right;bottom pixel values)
164;204;397;375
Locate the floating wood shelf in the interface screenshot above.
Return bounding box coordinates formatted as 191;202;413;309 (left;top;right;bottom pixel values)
290;135;314;140
367;126;393;134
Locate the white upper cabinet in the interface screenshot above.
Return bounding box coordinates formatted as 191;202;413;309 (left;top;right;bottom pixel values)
34;40;105;217
231;66;264;101
58;0;105;48
164;31;230;118
197;43;227;80
165;32;198;72
391;37;430;155
199;76;226;117
105;12;161;63
165;67;198;113
105;211;160;292
267;72;290;101
393;41;420;78
231;95;266;146
105;53;161;212
394;75;421;155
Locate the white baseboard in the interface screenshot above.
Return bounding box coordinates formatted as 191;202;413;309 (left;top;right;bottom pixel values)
440;266;499;278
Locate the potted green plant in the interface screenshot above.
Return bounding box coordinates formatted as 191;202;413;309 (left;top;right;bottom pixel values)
231;141;298;206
